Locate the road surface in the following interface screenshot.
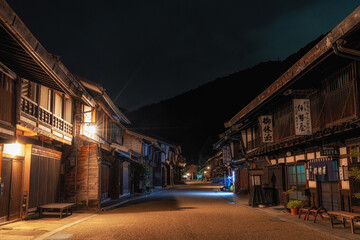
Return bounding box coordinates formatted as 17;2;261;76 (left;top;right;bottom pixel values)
53;182;337;240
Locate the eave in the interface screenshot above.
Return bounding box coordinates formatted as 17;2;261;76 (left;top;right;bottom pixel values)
0;0;96;107
225;5;360;128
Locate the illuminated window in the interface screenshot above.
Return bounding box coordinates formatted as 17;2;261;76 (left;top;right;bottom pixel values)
83;105;92;122
64;97;72;123
287;164;306;201
54;92;63;117
40;85;51;110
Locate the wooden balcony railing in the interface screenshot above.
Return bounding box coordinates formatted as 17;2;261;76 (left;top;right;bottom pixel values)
20;96;73;136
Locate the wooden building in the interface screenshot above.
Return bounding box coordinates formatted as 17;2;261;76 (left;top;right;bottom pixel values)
123;130;185;190
0;0;95;222
63;76;131;208
224;6;360;211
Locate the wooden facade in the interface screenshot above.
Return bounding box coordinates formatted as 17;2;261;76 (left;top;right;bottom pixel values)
0;0;96;222
0;0;186;222
221;7;360;212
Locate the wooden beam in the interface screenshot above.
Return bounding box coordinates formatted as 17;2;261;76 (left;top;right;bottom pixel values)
21;144;32;219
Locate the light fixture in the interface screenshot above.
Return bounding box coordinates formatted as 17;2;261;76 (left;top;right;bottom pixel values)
3;142;25;157
82;122;97;138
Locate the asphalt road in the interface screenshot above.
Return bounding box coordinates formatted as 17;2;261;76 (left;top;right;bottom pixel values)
54;182;338;240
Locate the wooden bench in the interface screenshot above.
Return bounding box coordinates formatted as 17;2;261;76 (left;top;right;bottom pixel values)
37;203;75;219
328;211;360;234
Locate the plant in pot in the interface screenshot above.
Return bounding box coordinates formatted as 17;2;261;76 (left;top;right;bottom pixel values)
281;186;296;211
286;200;303;215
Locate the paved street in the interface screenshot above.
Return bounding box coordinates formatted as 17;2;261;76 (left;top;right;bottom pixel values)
42;182;341;240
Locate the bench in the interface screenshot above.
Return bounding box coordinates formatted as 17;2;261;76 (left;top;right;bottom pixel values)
299;206;330;223
37;203;75;219
328;211;360;234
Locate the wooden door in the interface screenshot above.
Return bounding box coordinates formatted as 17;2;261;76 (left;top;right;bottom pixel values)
239;169;249;191
8;160;23;220
123;162;129;194
320;182;341;211
29;155;60;209
101;164;110;200
0;158;22;221
0;159;11;221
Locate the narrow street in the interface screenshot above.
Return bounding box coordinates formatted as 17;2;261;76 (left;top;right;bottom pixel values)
46;182;338;240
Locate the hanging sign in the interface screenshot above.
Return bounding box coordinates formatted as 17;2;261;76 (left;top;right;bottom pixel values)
294;99;312;135
222;145;231;164
259;115;273;143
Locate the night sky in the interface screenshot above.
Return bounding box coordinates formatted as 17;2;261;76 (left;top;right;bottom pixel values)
7;0;359;110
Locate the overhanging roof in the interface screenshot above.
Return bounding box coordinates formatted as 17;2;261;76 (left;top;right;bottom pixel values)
77;76;131;125
225;5;360;128
0;0;96;107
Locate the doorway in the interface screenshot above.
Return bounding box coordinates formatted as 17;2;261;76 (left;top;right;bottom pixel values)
0;158;23;222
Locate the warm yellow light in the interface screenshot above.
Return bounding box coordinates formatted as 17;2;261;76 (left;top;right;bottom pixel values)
82;123;97;138
186;173;191;176
207;166;210;169
3;143;25;157
88;125;96;134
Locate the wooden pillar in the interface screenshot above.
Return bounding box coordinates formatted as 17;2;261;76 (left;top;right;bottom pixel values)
21;144;32;219
0;144;3;182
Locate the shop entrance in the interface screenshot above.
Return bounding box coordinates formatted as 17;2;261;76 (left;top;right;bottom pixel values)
0;158;23;222
319;182;341;211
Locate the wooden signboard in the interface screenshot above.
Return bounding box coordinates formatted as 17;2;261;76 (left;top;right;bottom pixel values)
259;115;273;143
294;99;312;135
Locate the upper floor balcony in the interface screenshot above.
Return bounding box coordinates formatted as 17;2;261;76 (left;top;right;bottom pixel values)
20;95;73;144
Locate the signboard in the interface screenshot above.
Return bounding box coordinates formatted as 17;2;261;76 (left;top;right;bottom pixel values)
320;146;339;157
252;176;261;186
259;115;273;143
339;166;349;181
294;99;312;135
222;146;231;164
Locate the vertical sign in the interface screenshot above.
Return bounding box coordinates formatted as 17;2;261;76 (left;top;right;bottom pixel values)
294;99;312;135
222;146;231;164
259;115;273;143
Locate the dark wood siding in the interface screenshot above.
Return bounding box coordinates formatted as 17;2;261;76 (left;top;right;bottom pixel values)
273;102;294;141
0;73;14;124
311;63;357;130
29;154;61;209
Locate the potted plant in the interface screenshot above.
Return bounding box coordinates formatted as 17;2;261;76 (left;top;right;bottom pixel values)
286;200;303;215
281;186;296;210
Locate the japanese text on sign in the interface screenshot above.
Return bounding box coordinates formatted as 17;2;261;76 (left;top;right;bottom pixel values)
222;145;231;164
294;99;312;135
259;115;273;143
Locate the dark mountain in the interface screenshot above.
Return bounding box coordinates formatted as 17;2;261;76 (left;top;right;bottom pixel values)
125;35;325;165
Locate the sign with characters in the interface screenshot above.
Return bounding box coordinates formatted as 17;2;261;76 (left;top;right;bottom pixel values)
222;145;231;164
294;99;312;135
259;115;273;143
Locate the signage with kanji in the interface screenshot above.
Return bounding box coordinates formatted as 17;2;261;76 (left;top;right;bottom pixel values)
222;145;231;164
259;115;273;143
294;99;312;135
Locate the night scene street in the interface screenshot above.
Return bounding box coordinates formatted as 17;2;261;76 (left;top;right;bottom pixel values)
1;0;360;240
2;182;357;240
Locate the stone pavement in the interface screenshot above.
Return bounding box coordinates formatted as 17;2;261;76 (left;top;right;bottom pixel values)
232;194;360;240
1;186;360;240
0;189;164;240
